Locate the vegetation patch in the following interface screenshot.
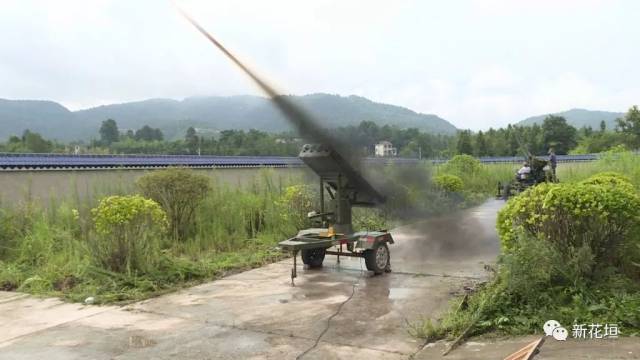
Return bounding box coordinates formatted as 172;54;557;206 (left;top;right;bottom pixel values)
412;165;640;341
434;155;513;207
434;174;464;193
137;168;211;241
0;170;304;303
91;195;168;274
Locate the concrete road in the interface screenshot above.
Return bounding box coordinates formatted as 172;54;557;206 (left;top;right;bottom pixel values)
1;200;636;359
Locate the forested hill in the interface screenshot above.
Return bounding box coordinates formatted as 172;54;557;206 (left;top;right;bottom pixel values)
0;99;80;140
517;108;624;130
0;94;457;141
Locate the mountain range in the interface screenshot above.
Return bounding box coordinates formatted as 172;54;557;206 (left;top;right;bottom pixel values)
517;108;624;130
0;94;630;142
0;94;456;141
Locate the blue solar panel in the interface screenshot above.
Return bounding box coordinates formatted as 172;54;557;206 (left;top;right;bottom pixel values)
0;153;601;170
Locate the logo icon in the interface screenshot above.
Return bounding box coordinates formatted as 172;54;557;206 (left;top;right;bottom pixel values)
543;320;568;341
543;320;561;336
552;326;568;341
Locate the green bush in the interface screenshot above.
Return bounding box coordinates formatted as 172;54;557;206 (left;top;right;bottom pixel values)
137;168;211;241
276;185;315;231
412;169;640;340
91;195;167;274
353;208;388;231
434;174;464;193
579;171;634;191
497;173;640;273
605;144;629;154
441;154;482;176
415;176;640;339
436;154;511;196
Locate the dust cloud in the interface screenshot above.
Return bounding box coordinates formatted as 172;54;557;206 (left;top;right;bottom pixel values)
390;200;503;272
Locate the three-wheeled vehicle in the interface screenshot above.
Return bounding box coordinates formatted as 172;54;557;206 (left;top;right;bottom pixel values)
497;155;555;200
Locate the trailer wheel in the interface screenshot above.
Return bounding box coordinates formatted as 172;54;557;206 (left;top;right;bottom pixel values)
364;243;389;275
301;248;325;268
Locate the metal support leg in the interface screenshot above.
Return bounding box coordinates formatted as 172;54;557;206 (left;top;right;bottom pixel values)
385;249;392;273
337;244;342;264
291;250;298;286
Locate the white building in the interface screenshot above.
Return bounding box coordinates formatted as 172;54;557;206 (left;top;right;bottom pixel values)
374;141;397;157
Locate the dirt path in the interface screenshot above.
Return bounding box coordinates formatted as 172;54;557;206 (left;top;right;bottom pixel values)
1;200;635;359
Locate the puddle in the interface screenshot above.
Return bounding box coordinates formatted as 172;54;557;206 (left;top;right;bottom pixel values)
388;288;412;300
128;335;156;348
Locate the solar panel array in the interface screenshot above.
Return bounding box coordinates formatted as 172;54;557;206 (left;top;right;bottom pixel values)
0;153;305;170
0;153;599;170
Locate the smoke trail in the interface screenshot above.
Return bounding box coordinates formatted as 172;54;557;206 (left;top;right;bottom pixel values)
176;6;455;218
176;7;354;160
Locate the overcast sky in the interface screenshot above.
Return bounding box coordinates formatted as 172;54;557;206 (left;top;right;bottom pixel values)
1;0;638;130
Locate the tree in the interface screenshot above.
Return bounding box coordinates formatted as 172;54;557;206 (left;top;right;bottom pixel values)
525;123;544;155
185;127;197;143
399;140;420;158
22;130;52;153
153;128;164;141
456;130;473;155
600;120;606;133
616;105;640;148
580;126;593;138
475;130;489;157
135;125;164;141
541;116;577;154
507;125;520;155
99;119;119;145
185;127;199;154
137;168;211;241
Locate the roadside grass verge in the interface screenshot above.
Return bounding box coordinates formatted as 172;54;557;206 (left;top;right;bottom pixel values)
1;240;286;304
0;169;303;303
434;155;513;205
411;152;640;341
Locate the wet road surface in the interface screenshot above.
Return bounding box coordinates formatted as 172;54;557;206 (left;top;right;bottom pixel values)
3;199;634;359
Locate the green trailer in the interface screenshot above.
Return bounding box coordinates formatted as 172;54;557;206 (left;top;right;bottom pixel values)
278;144;394;285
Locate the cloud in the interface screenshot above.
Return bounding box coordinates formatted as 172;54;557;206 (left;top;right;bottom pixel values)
0;0;638;129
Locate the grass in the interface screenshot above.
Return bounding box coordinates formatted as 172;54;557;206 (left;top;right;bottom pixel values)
0;169;303;303
432;155;514;208
411;151;640;341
